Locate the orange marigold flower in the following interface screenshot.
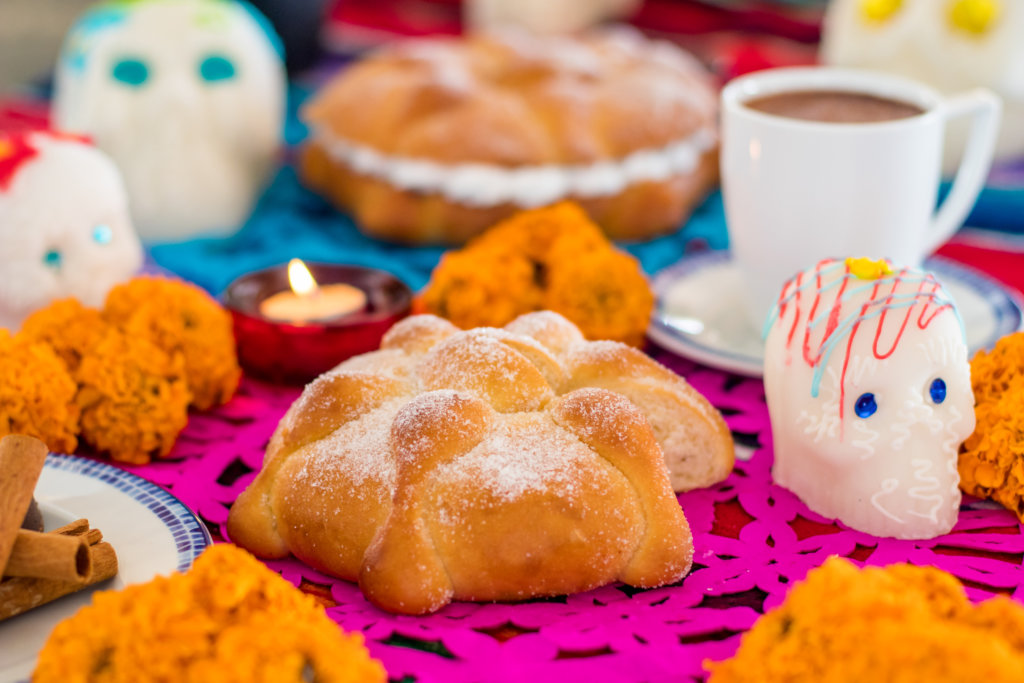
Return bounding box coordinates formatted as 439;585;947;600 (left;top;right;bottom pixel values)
33;544;388;683
105;276;240;411
706;557;1024;683
19;298;109;374
422;202;654;345
423;249;542;330
75;328;190;464
543;247;654;347
0;330;79;453
971;330;1024;405
472;201;607;263
959;332;1024;520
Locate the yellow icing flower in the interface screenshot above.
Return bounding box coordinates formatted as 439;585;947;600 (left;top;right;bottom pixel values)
948;0;1001;35
0;139;12;160
846;257;894;280
860;0;904;23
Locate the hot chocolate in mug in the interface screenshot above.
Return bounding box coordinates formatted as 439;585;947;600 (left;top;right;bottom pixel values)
720;67;1001;331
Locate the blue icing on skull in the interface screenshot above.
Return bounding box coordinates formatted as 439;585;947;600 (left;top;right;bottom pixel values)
43;249;63;268
70;4;130;36
112;57;150;87
63;5;130;71
93;224;114;244
199;54;236;82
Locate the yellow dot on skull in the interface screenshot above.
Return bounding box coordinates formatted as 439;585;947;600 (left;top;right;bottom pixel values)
846;257;895;280
948;0;1001;35
860;0;904;23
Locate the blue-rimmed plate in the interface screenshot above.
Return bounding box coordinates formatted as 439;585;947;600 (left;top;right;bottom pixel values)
649;250;1024;377
0;455;211;682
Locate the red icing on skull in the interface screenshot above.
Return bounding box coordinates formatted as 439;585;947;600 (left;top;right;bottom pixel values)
0;130;93;192
0;133;40;191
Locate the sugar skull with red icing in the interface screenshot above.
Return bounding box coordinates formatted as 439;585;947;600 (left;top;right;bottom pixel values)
764;257;975;539
0;131;142;330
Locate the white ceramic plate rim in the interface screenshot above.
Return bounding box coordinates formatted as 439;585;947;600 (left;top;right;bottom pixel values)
0;455;211;682
648;250;1024;377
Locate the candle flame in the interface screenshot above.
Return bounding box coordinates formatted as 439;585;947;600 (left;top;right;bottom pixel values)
287;258;319;297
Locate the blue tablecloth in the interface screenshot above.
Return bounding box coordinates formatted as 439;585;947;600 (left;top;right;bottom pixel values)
148;163;730;295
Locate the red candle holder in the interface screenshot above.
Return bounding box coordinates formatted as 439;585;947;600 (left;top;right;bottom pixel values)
223;263;412;384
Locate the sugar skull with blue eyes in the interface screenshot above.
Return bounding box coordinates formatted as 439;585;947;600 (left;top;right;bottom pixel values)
764;258;975;539
0;131;142;329
53;0;285;240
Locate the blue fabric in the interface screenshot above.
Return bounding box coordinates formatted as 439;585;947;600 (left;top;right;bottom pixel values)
148;165;729;295
150;165;447;294
940;184;1024;234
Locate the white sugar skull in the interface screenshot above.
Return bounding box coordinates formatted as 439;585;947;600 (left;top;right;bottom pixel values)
822;0;1024;167
0;131;143;330
764;258;975;539
53;0;285;240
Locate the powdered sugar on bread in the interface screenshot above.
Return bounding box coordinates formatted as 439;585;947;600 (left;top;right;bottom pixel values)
227;311;732;613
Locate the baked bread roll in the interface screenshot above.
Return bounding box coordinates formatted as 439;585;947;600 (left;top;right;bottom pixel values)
228;312;733;614
300;28;718;244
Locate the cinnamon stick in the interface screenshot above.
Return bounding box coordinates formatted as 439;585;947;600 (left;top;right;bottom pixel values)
0;435;48;573
51;519;89;536
49;520;100;545
4;530;92;582
0;541;117;621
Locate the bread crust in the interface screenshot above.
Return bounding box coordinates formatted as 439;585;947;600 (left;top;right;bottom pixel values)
299;30;719;244
227;312;733;613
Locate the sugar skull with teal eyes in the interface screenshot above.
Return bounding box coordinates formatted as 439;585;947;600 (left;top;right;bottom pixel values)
0;132;142;329
763;258;976;540
54;0;286;240
822;0;1024;167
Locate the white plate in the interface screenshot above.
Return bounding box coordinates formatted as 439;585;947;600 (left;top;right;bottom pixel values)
0;456;211;682
649;250;1024;377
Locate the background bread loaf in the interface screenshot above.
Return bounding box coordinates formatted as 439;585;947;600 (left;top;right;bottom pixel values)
300;30;719;244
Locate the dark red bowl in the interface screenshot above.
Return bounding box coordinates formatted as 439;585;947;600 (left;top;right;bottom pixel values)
222;263;412;384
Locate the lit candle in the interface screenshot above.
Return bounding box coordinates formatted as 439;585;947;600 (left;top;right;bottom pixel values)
259;259;367;323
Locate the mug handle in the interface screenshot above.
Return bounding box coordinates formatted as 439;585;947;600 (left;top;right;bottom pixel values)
925;88;1002;253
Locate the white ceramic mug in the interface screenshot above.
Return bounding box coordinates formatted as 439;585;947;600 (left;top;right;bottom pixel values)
721;67;1001;331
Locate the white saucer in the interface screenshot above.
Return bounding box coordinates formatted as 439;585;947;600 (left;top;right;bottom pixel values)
648;251;1024;377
